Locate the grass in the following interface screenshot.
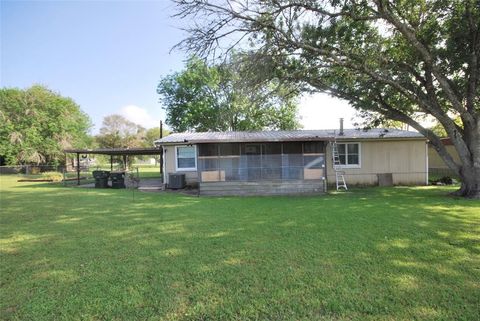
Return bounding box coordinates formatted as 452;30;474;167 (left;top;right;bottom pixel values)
0;175;479;321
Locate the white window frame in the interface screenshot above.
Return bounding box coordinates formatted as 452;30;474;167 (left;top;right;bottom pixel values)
336;142;361;169
175;145;197;171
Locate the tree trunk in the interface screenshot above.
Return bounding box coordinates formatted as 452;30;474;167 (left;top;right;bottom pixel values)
454;165;480;198
445;121;480;199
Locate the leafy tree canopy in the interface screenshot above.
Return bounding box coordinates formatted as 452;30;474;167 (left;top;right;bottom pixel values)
175;0;480;197
143;127;170;148
157;56;301;132
0;85;92;165
96;114;146;149
428;117;464;138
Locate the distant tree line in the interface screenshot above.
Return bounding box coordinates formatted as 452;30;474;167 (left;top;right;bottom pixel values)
95;114;168;150
0;85;167;166
0;85;92;166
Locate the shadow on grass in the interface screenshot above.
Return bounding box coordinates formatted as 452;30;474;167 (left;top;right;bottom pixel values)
1;181;479;320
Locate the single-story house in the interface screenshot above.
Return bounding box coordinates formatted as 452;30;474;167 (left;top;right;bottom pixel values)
428;138;460;177
154;129;428;195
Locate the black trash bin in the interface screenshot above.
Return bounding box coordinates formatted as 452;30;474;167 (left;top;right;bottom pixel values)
110;172;126;189
92;170;110;188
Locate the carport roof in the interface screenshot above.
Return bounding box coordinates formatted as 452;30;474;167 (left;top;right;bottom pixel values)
64;147;162;156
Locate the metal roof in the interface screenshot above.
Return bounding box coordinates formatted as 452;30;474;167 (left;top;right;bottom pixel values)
155;129;425;145
64;147;162;156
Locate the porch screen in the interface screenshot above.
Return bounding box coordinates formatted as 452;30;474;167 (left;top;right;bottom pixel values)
198;142;325;182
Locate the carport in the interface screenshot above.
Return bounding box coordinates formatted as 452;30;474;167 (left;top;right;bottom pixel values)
64;147;163;185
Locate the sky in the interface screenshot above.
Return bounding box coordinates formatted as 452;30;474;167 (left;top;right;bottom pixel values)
1;0;357;133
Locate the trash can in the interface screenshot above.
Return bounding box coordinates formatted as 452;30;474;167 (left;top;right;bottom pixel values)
110;172;126;189
92;170;110;188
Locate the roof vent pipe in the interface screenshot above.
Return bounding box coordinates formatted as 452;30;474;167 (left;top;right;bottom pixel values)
339;118;344;136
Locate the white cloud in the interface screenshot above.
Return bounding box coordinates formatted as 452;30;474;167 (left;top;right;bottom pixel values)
299;93;358;130
119;105;160;129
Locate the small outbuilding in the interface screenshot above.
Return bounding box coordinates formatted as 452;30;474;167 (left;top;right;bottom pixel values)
155;128;428;196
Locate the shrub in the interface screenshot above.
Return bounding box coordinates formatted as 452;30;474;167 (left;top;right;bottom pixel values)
439;176;453;185
429;176;455;186
41;171;63;182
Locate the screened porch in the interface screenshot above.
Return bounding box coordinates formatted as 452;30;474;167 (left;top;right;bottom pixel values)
197;142;326;183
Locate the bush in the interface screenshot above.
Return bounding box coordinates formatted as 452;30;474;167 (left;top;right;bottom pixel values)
41;171;63;182
429;176;455;186
439;176;453;185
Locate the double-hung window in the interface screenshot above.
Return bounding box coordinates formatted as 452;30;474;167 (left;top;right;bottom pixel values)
337;143;360;167
176;146;197;171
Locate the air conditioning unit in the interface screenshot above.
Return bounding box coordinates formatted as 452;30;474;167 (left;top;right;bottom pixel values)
168;173;186;189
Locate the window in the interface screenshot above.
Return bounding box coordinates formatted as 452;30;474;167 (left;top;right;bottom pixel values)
176;146;197;171
337;143;360;167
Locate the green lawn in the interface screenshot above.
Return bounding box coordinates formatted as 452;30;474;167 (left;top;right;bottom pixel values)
0;175;479;321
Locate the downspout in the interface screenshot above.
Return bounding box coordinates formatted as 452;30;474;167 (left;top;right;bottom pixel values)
324;141;328;193
162;147;167;185
425;141;429;185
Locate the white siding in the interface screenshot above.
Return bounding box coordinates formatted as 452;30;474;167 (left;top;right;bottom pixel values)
163;145;199;185
326;140;427;185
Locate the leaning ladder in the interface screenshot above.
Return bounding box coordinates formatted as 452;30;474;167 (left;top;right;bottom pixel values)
331;141;348;190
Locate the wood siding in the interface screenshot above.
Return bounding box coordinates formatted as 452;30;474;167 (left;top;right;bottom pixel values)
326;140;427;185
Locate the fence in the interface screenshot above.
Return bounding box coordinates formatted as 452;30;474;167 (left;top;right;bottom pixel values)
0;165;65;175
0;164;162;185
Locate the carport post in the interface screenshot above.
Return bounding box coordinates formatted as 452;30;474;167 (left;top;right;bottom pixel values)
110;155;113;171
160;147;163;175
123;155;127;171
76;153;80;185
159;121;163;175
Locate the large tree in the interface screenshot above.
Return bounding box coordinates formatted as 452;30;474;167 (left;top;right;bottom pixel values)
143;127;170;148
0;85;91;165
175;0;480;198
157;56;301;132
96;114;146;149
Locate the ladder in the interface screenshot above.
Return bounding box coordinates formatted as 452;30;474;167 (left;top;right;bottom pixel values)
331;140;348;190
